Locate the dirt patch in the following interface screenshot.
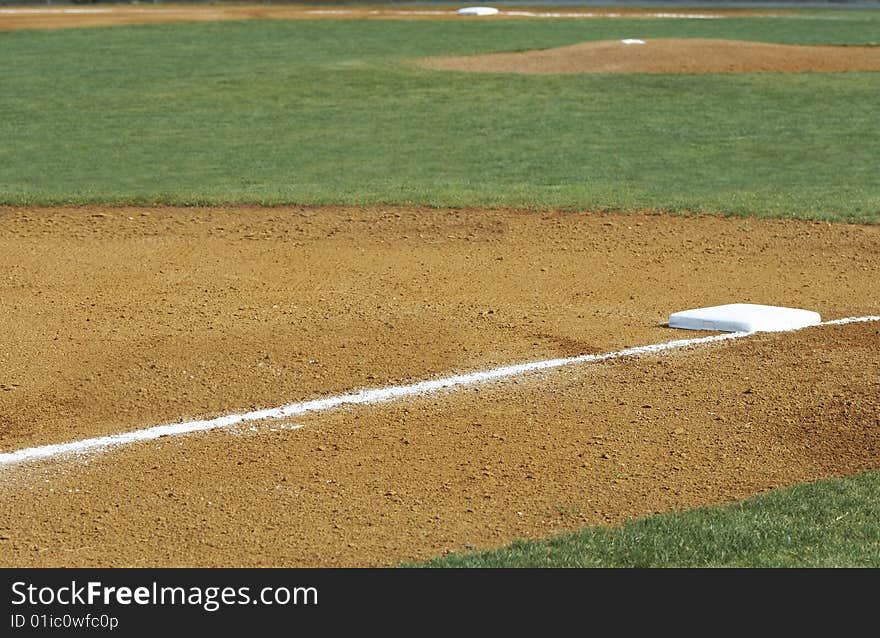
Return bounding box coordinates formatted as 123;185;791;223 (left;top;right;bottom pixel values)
0;205;878;566
0;5;783;32
420;38;880;74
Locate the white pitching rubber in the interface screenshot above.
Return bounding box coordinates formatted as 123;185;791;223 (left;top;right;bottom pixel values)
669;303;822;333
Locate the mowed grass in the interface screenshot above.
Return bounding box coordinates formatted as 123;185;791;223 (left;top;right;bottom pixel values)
1;12;879;220
417;470;880;568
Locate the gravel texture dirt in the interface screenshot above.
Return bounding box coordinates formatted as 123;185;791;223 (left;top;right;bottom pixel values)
420;38;880;74
0;5;777;32
0;205;878;566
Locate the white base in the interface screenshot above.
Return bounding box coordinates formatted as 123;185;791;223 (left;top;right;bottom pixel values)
669;304;821;333
457;7;500;16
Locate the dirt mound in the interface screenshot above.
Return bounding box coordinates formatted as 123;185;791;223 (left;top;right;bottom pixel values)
420;39;880;74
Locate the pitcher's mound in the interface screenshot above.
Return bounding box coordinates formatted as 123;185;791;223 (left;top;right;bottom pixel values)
419;38;880;74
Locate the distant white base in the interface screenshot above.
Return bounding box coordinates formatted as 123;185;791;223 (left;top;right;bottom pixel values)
457;7;500;16
669;304;822;333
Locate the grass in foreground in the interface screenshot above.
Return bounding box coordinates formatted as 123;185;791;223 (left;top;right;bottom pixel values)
1;13;879;220
416;470;880;567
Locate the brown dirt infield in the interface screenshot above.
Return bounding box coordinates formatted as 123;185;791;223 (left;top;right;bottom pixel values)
0;5;783;32
420;38;880;75
0;205;878;566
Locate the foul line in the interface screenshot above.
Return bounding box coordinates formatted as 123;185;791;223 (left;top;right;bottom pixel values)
302;9;725;19
1;315;877;469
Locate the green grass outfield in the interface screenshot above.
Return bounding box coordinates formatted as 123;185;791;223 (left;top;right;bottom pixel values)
1;11;879;220
416;470;880;568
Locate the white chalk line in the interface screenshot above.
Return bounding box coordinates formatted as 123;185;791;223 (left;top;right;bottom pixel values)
303;9;726;20
0;8;729;20
0;315;877;469
0;8;211;16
